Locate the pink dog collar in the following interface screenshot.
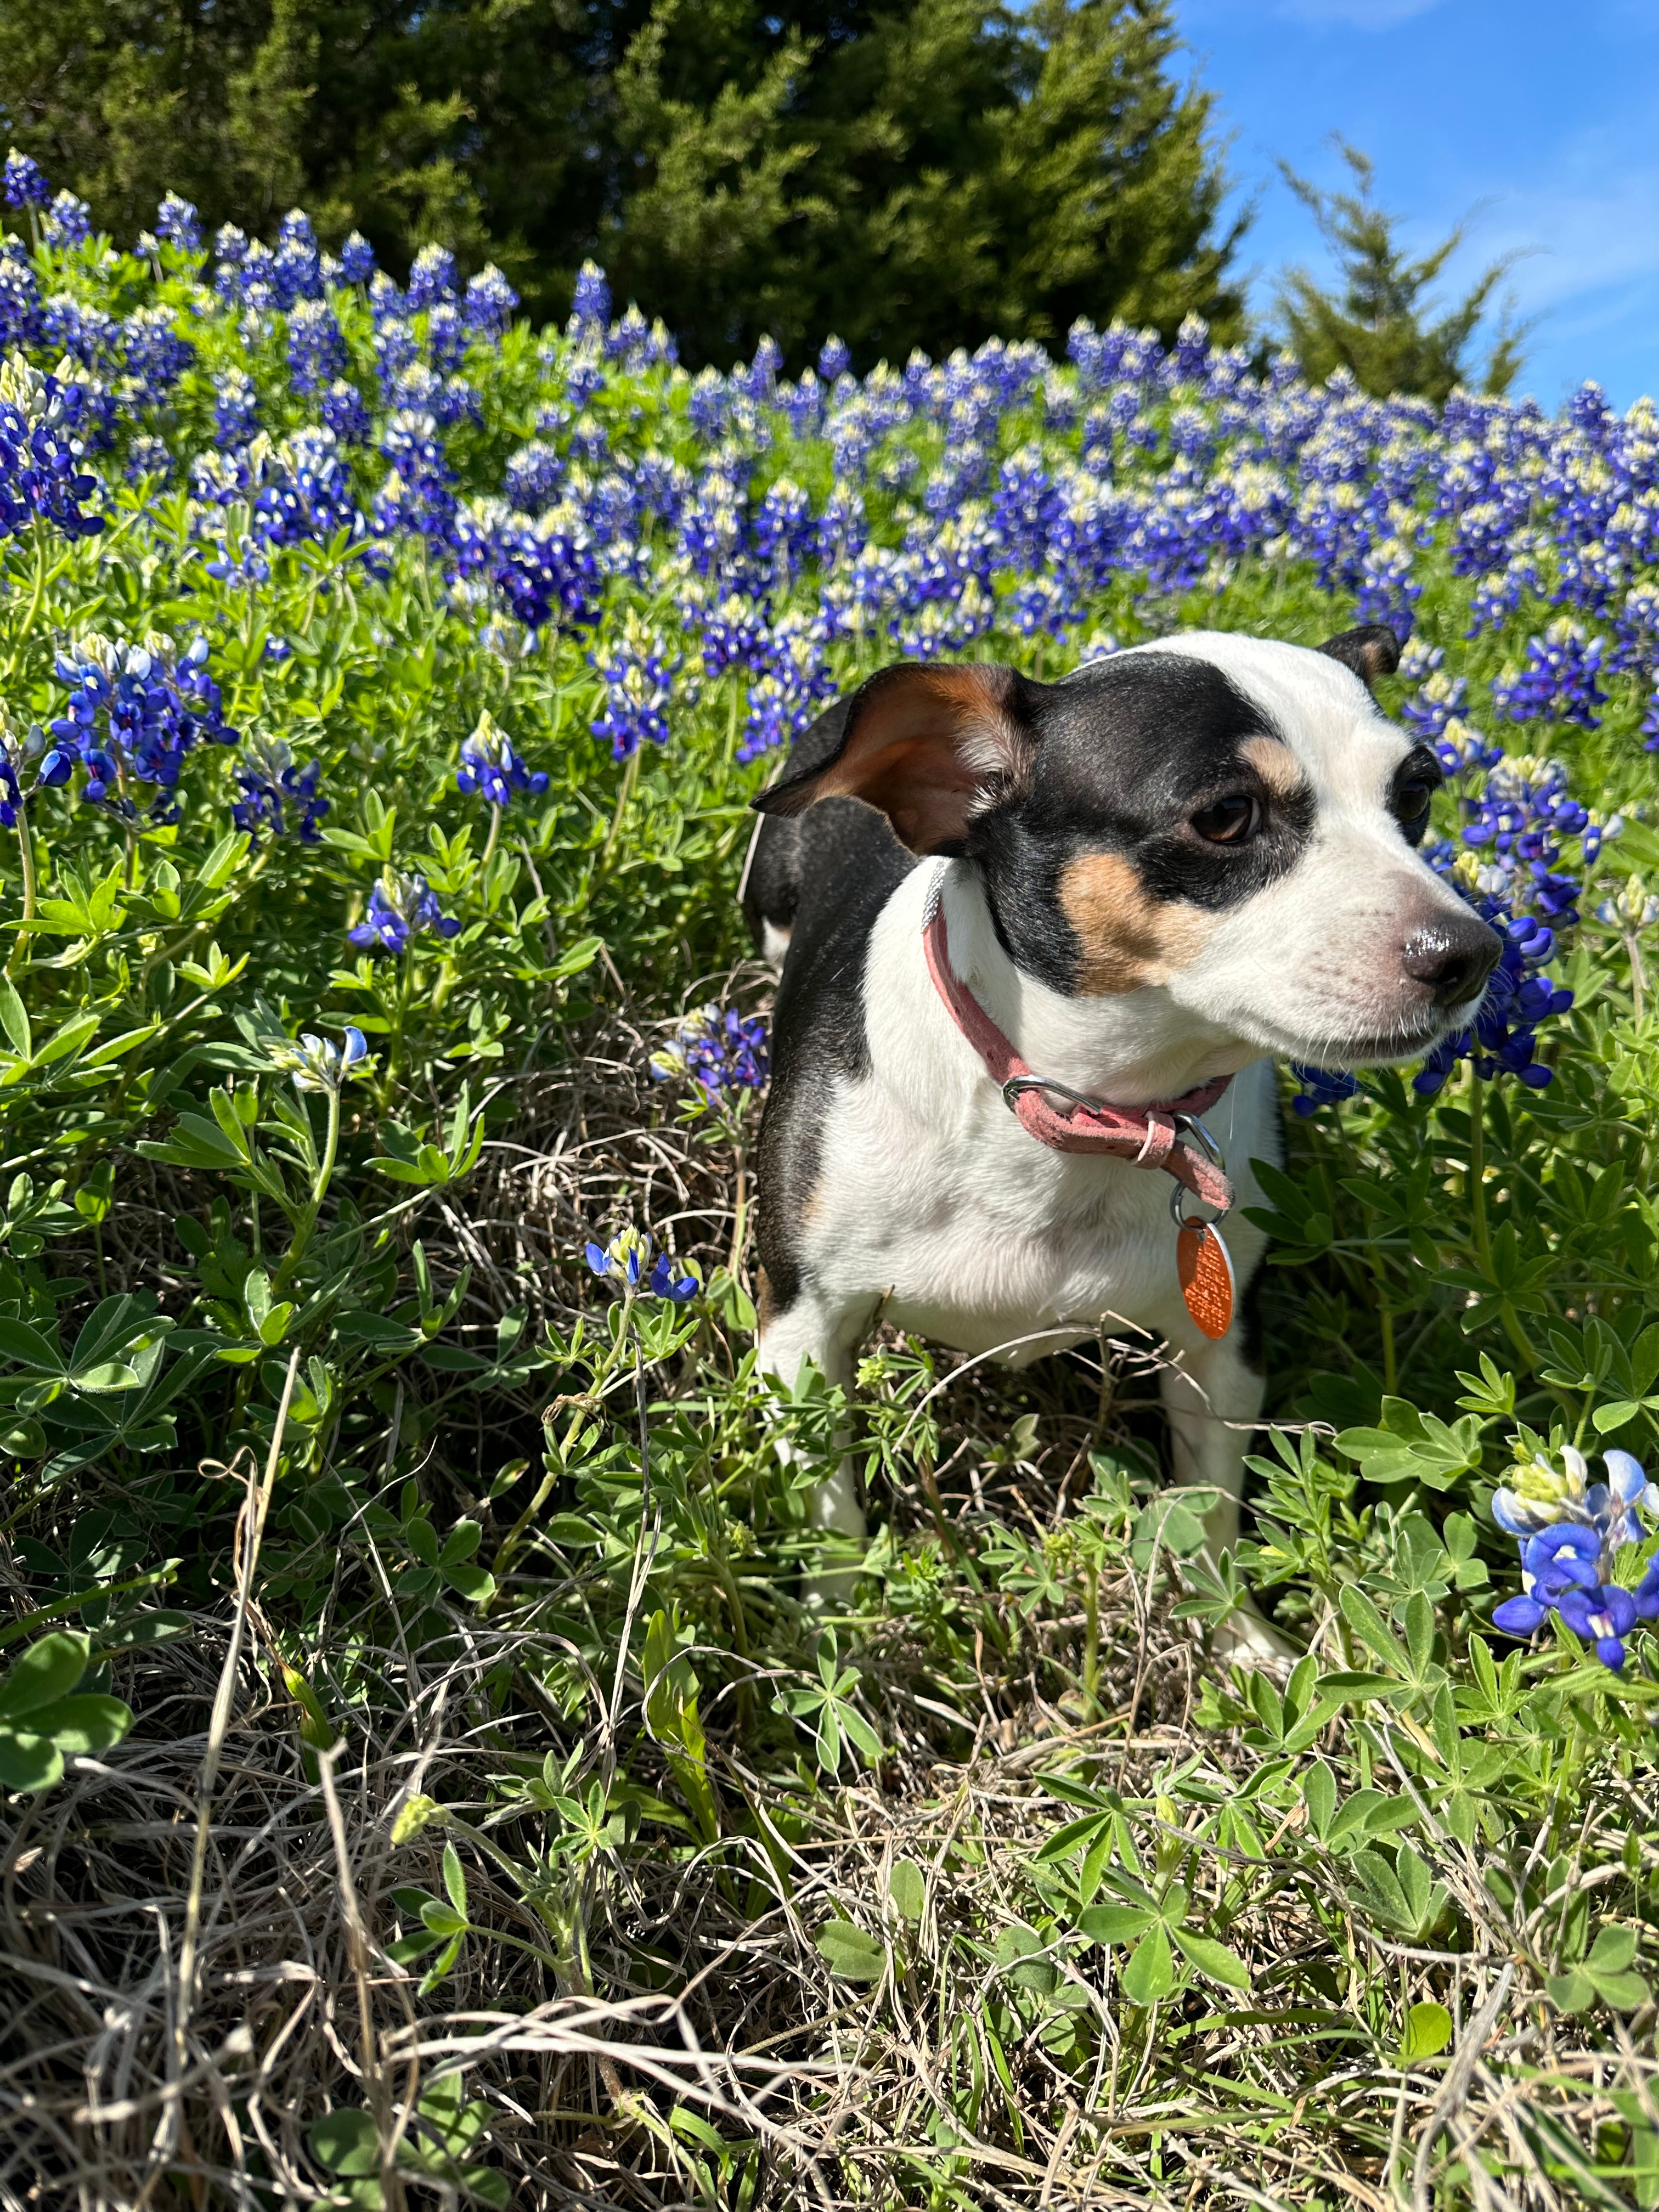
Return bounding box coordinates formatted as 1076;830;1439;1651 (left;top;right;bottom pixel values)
922;895;1235;1217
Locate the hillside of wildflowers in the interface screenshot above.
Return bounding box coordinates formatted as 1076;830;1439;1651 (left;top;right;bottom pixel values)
4;147;1659;2206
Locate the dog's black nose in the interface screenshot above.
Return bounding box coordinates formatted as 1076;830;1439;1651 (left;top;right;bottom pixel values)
1401;915;1504;1006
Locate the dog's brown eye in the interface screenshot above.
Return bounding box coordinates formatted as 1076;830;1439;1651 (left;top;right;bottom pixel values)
1190;794;1259;844
1396;778;1434;824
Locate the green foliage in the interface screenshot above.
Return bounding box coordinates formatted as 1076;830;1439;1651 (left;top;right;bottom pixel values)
0;0;1243;360
1274;140;1526;401
0;1628;131;1791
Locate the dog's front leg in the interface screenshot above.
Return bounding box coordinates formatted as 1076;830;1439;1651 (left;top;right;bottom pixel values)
757;1287;871;1588
1159;1331;1294;1664
1159;1330;1263;1560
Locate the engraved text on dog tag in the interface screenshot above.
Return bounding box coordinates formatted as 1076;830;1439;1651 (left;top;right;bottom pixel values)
1176;1220;1234;1340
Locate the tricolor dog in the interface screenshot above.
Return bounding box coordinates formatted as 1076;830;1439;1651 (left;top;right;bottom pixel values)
740;625;1501;1642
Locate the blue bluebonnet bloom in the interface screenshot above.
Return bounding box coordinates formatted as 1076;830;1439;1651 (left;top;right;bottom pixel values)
231;733;329;844
3;150;47;210
347;869;461;953
0;707;44;830
212;370;259;450
319;379;371;446
286;300;347;395
125;434;171;484
1289;1064;1361;1118
42;631;234;819
1491;1445;1659;1671
155;194;201;252
43;192;91;249
121;306;193;400
338;231;376;286
590;612;676;759
407;244;457;313
1411;888;1573;1096
584;1226;702;1302
264;1024;369;1093
0;352;103;540
455;710;548;807
819;335;851;383
650;1004;769;1096
464;265;518;340
571;260;610;331
1491;619;1607;730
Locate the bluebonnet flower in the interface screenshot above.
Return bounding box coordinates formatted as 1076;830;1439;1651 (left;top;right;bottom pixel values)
464;264;517;340
1289;1064;1361;1118
424;300;467;372
1491;618;1607;730
320;378;371;446
125;433;171;484
503;438;563;515
1598;874;1659;933
590;612;676;759
3;151;47;211
347;869;461;953
212;369;259;450
42;191;91;249
200;427;362;557
155;193;201;252
571;259;610;331
338;231;376;286
1412;882;1573;1096
373;409;455;548
0;706;45;830
1459;754;1590;926
231;733;329;845
819;335;851;383
406;243;457;312
264;1024;369;1093
121;306;193;399
1491;1449;1659;1670
371;315;420;400
42;631;235;821
455;709;548;808
650;1004;769;1096
286;299;347;395
0;352;103;540
584;1226;702;1302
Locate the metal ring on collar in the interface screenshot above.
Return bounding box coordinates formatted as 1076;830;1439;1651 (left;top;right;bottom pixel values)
1170;1181;1225;1230
1001;1073;1104;1115
1171;1110;1224;1170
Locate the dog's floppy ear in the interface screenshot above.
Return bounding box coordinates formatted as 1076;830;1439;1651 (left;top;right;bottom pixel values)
1317;624;1401;688
752;662;1034;854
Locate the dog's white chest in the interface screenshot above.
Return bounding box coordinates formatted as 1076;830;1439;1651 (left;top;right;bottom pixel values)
798;951;1278;1363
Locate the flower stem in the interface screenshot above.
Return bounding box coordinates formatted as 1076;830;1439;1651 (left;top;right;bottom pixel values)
481;802;502;873
384;947;415;1098
5;802;36;978
598;746;640;872
313;1083;341;1207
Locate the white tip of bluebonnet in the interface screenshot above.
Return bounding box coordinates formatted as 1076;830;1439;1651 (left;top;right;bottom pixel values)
1491;1489;1533;1536
1604;1448;1649;1504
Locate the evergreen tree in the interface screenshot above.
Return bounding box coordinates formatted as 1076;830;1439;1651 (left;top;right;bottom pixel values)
0;0;1243;368
1274;141;1525;403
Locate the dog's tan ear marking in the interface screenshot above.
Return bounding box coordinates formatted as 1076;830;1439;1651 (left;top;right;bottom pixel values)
1317;624;1401;688
752;663;1033;854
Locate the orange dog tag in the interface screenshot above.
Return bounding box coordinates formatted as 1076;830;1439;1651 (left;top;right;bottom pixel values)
1177;1220;1234;1340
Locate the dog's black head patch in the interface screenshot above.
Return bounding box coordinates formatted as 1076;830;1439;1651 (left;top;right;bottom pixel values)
749;627;1479;1028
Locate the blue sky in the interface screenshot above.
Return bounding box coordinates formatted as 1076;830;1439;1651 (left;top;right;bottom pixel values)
1175;0;1659;410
